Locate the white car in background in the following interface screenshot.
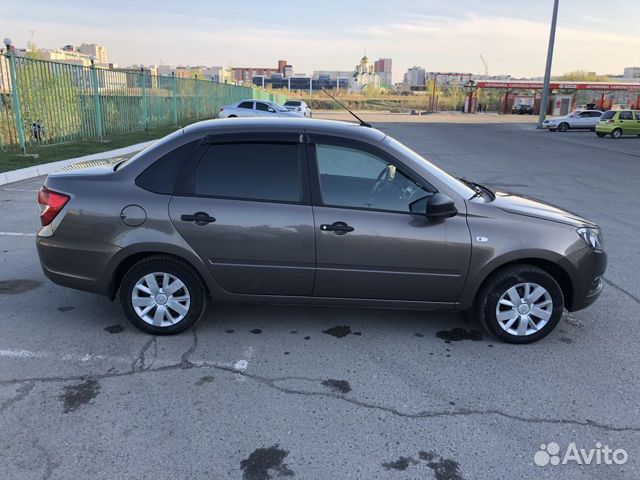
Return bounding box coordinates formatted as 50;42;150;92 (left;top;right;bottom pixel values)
283;100;312;117
542;110;603;132
219;99;303;118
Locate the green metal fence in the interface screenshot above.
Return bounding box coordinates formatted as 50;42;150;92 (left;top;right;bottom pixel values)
0;54;286;152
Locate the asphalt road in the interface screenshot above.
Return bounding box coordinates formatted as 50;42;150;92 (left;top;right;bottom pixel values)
1;119;639;480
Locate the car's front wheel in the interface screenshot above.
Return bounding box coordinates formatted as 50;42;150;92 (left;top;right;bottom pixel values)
557;122;569;132
475;265;564;344
119;256;206;335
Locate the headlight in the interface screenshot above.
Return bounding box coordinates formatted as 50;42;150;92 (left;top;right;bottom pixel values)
577;227;603;250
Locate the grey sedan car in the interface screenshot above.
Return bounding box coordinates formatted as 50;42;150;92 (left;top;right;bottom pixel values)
36;118;606;343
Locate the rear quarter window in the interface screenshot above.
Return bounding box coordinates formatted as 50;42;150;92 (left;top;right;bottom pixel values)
136;141;200;194
600;111;615;120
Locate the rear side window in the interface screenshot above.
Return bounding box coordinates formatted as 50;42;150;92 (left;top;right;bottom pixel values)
238;101;253;109
601;111;615;120
635;112;640;121
619;111;633;120
589;111;602;117
136;141;199;194
194;143;301;203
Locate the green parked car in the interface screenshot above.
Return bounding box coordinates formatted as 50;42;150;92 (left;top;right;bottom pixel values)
595;110;640;138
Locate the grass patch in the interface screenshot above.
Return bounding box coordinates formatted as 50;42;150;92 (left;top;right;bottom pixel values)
0;124;191;173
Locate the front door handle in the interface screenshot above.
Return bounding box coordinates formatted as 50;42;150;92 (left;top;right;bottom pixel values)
181;212;216;226
320;221;354;235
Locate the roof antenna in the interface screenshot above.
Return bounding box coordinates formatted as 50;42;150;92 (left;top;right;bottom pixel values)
321;88;372;127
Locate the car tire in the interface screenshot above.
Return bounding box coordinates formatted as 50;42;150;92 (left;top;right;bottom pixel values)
474;265;564;344
119;255;207;335
596;132;606;138
558;122;569;132
611;128;622;139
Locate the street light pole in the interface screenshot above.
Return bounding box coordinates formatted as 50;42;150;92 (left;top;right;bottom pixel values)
537;0;559;128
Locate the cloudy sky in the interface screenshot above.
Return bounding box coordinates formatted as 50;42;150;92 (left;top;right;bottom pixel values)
5;0;639;82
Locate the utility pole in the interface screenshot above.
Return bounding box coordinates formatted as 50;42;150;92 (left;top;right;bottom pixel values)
537;0;559;128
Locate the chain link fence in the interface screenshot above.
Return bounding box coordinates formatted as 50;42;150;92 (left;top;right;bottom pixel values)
0;54;286;152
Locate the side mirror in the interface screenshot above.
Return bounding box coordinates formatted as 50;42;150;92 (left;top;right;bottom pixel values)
426;193;458;219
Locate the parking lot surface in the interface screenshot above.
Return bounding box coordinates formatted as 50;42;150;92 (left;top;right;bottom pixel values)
1;118;639;479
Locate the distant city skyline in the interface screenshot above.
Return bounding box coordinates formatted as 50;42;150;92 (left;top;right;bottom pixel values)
5;0;639;83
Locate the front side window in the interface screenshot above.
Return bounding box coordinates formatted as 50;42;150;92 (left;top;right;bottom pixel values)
238;101;254;109
315;144;432;214
255;102;270;112
635;112;640;121
193;143;301;203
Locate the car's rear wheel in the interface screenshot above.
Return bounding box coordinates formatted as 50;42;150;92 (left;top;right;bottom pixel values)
475;265;564;344
558;122;569;132
611;128;622;139
596;132;606;138
119;256;206;335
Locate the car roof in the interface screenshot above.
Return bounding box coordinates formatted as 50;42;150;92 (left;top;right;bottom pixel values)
183;117;386;142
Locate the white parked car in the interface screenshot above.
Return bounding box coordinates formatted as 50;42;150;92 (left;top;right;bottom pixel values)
542;110;603;132
219;99;303;118
283;100;312;117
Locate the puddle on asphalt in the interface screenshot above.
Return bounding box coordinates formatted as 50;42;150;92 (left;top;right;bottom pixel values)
0;279;42;295
240;445;294;480
57;306;74;312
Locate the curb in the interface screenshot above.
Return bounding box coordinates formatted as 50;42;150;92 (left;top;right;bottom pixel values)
0;140;157;186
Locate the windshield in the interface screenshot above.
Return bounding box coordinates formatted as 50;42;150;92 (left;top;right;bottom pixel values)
268;102;288;112
601;111;615;120
383;136;476;199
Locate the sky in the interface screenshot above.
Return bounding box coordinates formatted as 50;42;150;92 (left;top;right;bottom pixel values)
5;0;639;83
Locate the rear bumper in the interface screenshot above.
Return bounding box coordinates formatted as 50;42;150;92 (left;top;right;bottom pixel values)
595;124;614;134
36;235;120;296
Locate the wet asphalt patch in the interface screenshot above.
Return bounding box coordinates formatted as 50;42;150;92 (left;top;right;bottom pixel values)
322;325;352;338
59;378;101;413
0;279;42;295
382;450;464;479
321;379;351;394
240;445;294;480
57;306;74;312
436;328;483;343
104;324;124;334
250;329;262;335
195;375;214;386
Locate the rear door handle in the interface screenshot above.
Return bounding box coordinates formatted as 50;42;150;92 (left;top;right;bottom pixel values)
320;221;354;235
181;212;216;226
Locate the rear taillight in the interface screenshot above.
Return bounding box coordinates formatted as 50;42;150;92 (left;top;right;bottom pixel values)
37;187;69;226
607;120;614;124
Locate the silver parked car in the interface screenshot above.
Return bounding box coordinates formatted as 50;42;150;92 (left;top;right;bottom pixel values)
283;100;312;117
36;118;606;343
219;99;303;118
542;110;603;132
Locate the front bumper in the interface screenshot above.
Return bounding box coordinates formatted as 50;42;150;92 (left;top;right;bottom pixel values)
566;248;607;312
